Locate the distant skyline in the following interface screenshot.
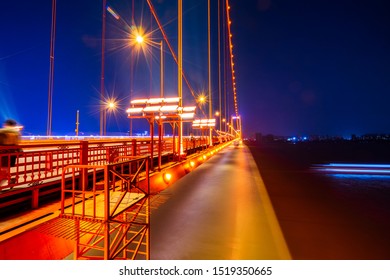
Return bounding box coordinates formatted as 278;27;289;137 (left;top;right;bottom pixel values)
1;0;390;138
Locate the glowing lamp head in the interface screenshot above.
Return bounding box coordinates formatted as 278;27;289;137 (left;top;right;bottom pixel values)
108;102;115;109
198;95;206;104
163;172;172;184
136;35;144;44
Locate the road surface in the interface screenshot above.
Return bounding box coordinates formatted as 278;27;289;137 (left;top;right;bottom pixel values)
150;144;291;260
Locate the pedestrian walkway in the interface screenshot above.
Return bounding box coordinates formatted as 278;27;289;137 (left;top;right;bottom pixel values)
150;144;291;259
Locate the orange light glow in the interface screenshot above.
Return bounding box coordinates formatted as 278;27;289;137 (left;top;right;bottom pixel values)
163;172;172;184
136;35;144;44
198;94;206;104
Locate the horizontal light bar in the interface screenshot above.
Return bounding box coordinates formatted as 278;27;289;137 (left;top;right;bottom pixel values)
192;123;215;127
131;99;149;104
147;98;165;104
130;97;181;105
143;106;161;112
164;97;180;103
126;107;143;113
193;119;215;124
160;105;178;112
182;106;196;112
180;113;195;119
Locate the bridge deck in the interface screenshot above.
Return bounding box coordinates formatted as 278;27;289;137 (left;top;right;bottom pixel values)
0;143;291;259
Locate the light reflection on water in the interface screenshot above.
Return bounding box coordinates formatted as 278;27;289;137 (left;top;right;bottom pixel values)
313;163;390;207
329;174;390;180
316;166;390;224
325;173;390;189
314;163;390;188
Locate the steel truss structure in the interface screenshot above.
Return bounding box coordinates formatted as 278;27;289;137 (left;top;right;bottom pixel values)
56;156;151;259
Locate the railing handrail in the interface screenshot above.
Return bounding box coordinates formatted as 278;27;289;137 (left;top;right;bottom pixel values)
0;136;217;193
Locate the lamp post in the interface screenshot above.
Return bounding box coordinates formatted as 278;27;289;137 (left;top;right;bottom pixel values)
47;0;56;137
75;110;80;136
134;35;166;162
133;35;164;99
178;0;183;160
208;0;212;147
100;0;107;136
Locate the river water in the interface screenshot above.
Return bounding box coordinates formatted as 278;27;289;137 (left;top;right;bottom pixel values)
248;142;390;259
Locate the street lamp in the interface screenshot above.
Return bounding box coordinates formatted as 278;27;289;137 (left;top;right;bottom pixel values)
192;118;216;148
126;97;196;170
132;34;164;98
133;34;166;158
104;98;117;135
136;35;144;44
197;94;206;105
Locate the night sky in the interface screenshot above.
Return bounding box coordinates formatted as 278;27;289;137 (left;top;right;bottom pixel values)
1;0;390;138
232;0;390;138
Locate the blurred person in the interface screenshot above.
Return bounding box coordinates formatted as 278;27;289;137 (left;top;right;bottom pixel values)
0;119;22;188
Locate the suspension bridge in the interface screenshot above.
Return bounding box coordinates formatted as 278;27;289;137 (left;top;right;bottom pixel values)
0;0;291;260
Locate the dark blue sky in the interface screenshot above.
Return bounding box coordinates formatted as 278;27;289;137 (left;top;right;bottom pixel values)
232;0;390;137
1;0;390;138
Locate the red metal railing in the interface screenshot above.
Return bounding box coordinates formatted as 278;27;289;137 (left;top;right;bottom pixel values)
0;137;212;209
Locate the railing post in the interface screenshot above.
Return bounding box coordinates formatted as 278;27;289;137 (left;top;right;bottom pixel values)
150;121;154;170
158;121;162;171
80;140;89;165
79;140;89;190
32;189;39;209
132;139;137;156
146;157;150;195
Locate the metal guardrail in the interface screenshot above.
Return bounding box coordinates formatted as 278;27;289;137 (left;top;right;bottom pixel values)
0;136;211;210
